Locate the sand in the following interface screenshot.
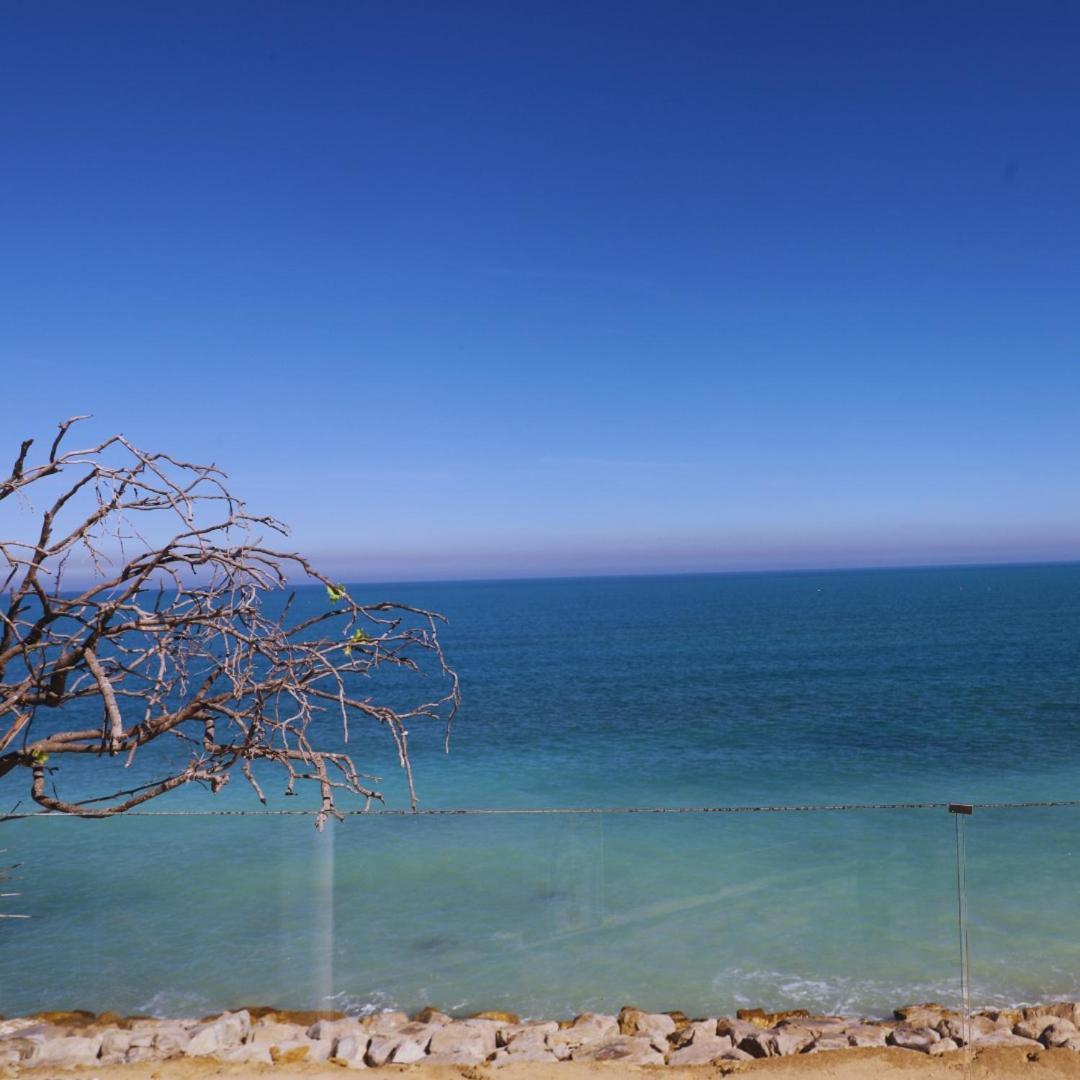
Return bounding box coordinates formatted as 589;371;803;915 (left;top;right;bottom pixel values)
18;1046;1080;1079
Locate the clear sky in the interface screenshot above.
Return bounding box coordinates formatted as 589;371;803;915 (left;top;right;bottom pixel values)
3;2;1079;580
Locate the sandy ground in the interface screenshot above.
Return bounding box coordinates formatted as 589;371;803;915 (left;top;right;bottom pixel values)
18;1046;1080;1079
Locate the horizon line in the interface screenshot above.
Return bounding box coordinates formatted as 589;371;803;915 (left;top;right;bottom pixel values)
331;555;1080;591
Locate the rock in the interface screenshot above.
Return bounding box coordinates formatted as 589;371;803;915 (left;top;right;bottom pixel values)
927;1037;959;1056
847;1024;888;1047
739;1026;813;1057
126;1044;161;1063
667;1034;735;1064
98;1027;133;1065
547;1012;619;1057
389;1037;430;1064
365;1023;436;1067
938;1014;996;1044
618;1006;676;1042
29;1009;97;1029
471;1010;520;1024
427;1020;495;1059
973;1029;1043;1049
152;1028;191;1057
738;1007;810;1028
0;1018;47;1038
499;1021;558;1049
1015;1014;1058;1040
360;1009;410;1035
249;1019;309;1048
895;1003;955;1026
1025;1002;1080;1025
186;1010;251;1056
716;1016;762;1043
412;1006;451;1026
806;1034;851;1052
718;1046;755;1061
887;1025;940;1052
308;1017;358;1040
574;1035;665;1064
979;1007;1022;1024
0;1047;19;1069
570;1011;620;1039
24;1034;102;1069
1062;1036;1080;1051
491;1045;558;1065
331;1033;369;1064
668;1018;721;1049
779;1016;848;1038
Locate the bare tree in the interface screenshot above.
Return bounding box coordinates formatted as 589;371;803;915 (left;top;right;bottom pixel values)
0;418;458;828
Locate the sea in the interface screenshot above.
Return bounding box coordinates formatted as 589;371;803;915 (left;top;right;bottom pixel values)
3;563;1080;1021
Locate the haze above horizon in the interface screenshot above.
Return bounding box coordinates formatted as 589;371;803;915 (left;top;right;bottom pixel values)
3;2;1079;580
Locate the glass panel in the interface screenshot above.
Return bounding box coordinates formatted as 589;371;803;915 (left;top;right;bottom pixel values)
1;808;959;1021
965;803;1080;1009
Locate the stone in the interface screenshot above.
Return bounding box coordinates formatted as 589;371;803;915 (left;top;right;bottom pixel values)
412;1006;451;1026
1025;1002;1080;1025
330;1033;369;1064
716;1016;762;1043
98;1027;133;1065
618;1006;676;1041
249;1019;310;1048
186;1009;251;1056
739;1026;813;1057
667;1034;735;1064
217;1044;275;1065
806;1033;851;1052
938;1014;996;1044
308;1017;365;1041
125;1044;160;1063
718;1046;755;1061
427;1020;494;1059
499;1021;558;1049
894;1003;955;1027
491;1045;558;1065
779;1016;848;1038
573;1035;665;1064
471;1010;520;1024
29;1009;97;1029
24;1034;102;1069
360;1009;410;1035
668;1018;721;1049
1016;1014;1058;1040
270;1036;334;1064
546;1012;619;1057
973;1029;1043;1049
888;1025;940;1052
928;1037;959;1056
1062;1036;1080;1051
738;1007;810;1028
152;1028;191;1057
389;1037;430;1064
846;1024;889;1047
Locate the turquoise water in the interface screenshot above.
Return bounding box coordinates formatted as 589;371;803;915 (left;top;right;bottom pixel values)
3;564;1080;1018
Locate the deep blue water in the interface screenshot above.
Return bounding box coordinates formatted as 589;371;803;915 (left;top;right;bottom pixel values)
3;564;1080;1019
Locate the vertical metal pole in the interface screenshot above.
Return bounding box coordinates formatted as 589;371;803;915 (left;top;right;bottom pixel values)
315;821;335;1009
950;803;973;1079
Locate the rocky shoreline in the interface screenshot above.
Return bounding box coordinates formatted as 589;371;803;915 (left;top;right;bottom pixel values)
4;1001;1080;1071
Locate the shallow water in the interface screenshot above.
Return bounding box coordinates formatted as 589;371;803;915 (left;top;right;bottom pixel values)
3;564;1080;1018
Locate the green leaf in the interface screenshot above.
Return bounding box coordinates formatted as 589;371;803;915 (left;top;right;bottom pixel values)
326;583;348;603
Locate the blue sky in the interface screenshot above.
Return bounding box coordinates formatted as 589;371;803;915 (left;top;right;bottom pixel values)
3;1;1079;580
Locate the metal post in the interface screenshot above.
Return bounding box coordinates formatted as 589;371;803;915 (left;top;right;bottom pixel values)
949;803;973;1078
